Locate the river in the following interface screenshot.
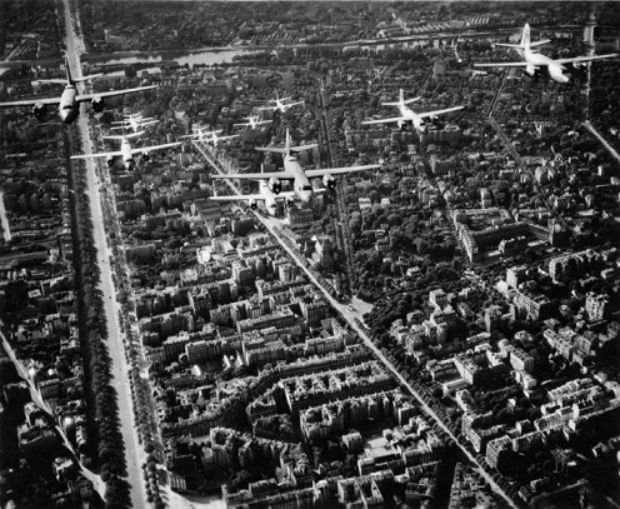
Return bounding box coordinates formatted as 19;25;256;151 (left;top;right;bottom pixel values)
84;48;259;68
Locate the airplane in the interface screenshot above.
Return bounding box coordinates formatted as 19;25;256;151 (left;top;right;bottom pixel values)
0;58;157;123
212;129;382;204
257;93;304;114
71;131;180;170
233;115;272;130
210;165;302;215
361;89;463;132
182;127;238;146
110;113;158;133
473;23;618;83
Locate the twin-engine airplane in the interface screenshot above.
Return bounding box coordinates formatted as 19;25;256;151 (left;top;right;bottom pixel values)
71;131;180;170
474;23;618;83
258;94;304;114
362;89;463;132
110;113;158;133
212;129;382;204
0;58;157;123
233;115;272;130
182;127;238;146
210;165;305;216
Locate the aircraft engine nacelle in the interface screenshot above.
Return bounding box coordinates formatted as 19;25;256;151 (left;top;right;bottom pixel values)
91;96;105;113
249;199;258;210
524;64;537;77
106;156;115;167
397;119;406;130
573;62;586;70
268;177;282;194
322;174;336;191
32;102;47;121
141;151;150;162
548;66;569;84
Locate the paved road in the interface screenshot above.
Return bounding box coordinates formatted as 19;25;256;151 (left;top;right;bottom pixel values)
61;0;147;507
194;142;520;509
583;120;620;167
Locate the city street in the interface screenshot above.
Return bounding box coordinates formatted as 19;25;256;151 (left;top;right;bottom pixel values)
193;141;520;509
61;0;147;506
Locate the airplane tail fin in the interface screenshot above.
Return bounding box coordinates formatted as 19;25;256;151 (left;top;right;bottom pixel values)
65;57;72;83
74;74;103;83
255;147;287;154
36;79;68;85
520;23;531;49
103;130;145;141
382;89;410;107
124;130;145;139
290;144;319;153
402;96;421;105
495;23;537;50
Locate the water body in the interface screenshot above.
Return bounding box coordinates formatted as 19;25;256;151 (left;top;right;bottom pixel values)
86;48;259;68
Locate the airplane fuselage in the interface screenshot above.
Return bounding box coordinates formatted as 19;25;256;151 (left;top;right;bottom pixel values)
398;105;424;132
283;156;313;203
59;85;79;123
120;139;133;169
518;49;570;83
257;181;279;216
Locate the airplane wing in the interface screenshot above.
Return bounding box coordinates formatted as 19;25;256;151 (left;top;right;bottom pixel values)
361;116;408;126
0;96;61;107
76;85;157;103
233;122;251;127
306;164;381;178
210;193;264;202
417;106;464;119
71;151;122;160
473;62;530;68
130;141;180;155
257;105;277;111
291;144;318;152
212;171;295;180
555;53;618;65
284;101;304;108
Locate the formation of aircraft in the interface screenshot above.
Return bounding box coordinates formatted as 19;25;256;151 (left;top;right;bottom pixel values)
258;93;304;114
474;23;618;83
182;127;238;146
110;113;158;133
211;165;302;215
362;89;464;132
71;131;180;170
233;115;272;130
0;58;157;123
212;129;382;204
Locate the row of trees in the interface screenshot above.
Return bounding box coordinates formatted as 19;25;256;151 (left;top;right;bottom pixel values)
375;338;526;507
68;133;131;509
93;122;168;509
